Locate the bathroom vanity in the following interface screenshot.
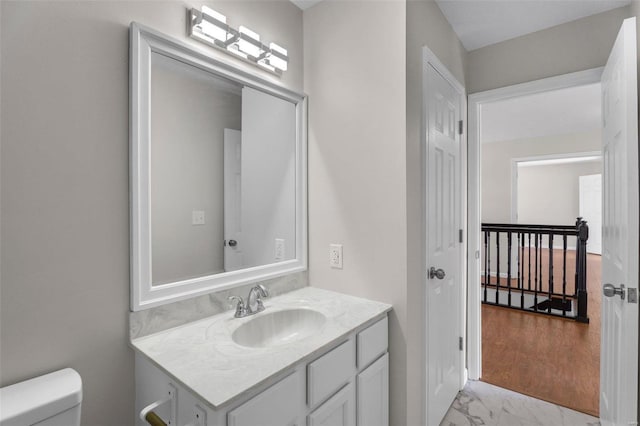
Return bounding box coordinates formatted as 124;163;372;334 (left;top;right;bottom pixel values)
132;287;391;426
128;21;391;426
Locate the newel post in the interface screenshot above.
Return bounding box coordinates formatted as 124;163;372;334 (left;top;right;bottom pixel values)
575;217;590;323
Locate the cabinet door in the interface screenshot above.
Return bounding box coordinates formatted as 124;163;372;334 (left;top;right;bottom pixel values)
227;370;304;426
308;382;355;426
356;353;388;426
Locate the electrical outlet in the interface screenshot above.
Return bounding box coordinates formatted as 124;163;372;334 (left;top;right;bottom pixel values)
192;210;205;225
329;244;343;269
275;238;285;261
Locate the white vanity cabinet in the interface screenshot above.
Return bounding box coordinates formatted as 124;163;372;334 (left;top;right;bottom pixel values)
135;315;389;426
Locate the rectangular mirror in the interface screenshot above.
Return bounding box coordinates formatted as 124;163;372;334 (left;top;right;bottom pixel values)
130;23;307;310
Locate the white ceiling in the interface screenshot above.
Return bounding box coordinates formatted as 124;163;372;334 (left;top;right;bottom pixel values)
435;0;631;51
481;83;602;143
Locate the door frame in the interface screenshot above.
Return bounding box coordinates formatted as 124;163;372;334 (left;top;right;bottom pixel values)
422;46;468;422
466;67;604;380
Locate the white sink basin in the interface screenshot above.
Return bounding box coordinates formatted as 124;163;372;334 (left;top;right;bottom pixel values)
232;308;327;348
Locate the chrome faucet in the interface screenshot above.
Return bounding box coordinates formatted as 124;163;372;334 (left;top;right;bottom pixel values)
227;284;269;318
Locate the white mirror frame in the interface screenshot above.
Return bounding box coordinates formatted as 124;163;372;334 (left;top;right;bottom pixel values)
130;23;307;311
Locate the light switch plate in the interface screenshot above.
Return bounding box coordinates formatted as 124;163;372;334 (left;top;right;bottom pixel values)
192;210;205;225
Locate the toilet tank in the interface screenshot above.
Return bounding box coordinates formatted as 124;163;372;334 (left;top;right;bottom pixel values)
0;368;82;426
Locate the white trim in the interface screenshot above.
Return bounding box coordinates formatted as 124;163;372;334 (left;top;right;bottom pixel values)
422;46;468;426
510;151;602;224
467;67;603;381
129;23;308;311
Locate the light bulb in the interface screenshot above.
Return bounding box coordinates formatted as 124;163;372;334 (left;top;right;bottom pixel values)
269;43;288;71
199;6;228;42
238;26;262;58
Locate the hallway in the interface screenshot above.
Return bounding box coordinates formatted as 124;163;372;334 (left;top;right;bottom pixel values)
481;253;601;416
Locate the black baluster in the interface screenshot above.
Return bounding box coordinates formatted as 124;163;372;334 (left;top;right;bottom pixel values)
507;232;512;307
533;233;540;312
496;231;500;305
562;234;567;317
527;233;532;291
520;232;525;310
548;233;554;314
484;231;489;303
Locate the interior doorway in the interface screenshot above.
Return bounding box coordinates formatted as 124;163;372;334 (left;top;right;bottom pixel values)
467;20;640;419
473;81;603;415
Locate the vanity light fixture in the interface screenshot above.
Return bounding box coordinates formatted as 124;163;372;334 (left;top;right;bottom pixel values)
188;6;289;76
198;6;230;43
268;43;288;72
238;26;262;58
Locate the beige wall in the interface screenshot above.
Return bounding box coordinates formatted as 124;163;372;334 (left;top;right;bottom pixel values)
482;131;602;223
304;1;408;424
467;5;632;93
405;1;467;425
518;161;602;226
0;2;302;425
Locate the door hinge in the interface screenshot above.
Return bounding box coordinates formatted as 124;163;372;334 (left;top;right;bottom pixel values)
459;336;464;351
459;229;463;243
458;120;464;135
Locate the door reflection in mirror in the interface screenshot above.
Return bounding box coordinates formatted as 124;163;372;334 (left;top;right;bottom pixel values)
150;52;296;286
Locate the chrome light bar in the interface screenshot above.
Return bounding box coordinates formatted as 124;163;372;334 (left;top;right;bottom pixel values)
188;7;289;76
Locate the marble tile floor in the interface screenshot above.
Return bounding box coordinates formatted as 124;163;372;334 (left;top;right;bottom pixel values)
441;380;600;426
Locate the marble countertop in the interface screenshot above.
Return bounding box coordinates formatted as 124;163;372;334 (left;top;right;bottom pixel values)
131;286;392;410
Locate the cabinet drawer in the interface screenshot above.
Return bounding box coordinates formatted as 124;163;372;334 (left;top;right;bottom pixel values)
227;370;304;426
308;339;355;407
357;316;388;369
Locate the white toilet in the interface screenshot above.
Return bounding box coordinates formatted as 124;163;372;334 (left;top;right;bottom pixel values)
0;368;82;426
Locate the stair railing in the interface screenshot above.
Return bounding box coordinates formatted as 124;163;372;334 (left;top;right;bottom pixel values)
481;217;589;322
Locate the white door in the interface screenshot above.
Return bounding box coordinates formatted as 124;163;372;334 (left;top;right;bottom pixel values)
600;17;639;426
224;128;243;272
579;174;602;255
425;62;463;426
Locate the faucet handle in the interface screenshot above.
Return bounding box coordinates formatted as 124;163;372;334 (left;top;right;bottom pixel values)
256;284;269;298
228;295;246;318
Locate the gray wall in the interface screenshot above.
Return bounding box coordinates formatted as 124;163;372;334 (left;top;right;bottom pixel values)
467;5;632;93
518;161;602;226
0;2;302;425
303;2;408;424
482;131;602;223
151;56;241;285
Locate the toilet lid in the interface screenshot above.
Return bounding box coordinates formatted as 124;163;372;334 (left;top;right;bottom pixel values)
0;368;82;425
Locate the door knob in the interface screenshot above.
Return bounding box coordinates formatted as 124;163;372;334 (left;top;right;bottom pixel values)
228;239;238;247
603;283;625;300
429;267;446;280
